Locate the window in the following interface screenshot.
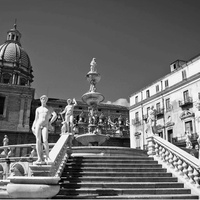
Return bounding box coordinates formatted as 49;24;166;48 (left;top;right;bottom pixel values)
135;96;138;104
156;102;161;111
146;90;150;98
182;70;187;80
183;90;189;102
185;121;193;134
2;73;11;84
156;85;159;93
0;96;5;115
20;78;27;86
135;112;139;121
166;98;170;110
165;80;169;88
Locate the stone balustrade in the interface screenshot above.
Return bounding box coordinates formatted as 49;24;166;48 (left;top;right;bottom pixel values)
6;133;73;199
0;143;55;179
0;143;55;159
147;135;200;195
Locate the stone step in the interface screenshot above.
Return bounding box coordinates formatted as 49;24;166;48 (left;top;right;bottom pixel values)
65;163;162;168
70;156;153;160
71;147;148;157
59;182;184;189
56;147;197;199
66;159;158;164
54;194;199;199
61;171;172;177
63;167;166;173
61;176;178;182
57;187;192;196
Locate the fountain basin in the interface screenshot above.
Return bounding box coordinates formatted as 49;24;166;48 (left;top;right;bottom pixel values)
75;133;109;146
82;92;104;106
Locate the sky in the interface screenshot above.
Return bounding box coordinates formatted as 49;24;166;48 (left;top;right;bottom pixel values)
0;0;200;106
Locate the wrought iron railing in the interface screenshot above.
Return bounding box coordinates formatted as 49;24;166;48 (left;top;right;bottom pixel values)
179;97;193;107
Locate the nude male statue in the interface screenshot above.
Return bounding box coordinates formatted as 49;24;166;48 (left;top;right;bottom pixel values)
32;95;57;164
60;98;77;133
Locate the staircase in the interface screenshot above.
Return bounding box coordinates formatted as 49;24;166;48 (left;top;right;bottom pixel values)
54;147;198;199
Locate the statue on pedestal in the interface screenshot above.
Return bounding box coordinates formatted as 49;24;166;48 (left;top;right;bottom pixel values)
185;131;192;149
146;106;157;136
60;98;77;133
90;58;97;73
31;95;57;164
2;135;9;157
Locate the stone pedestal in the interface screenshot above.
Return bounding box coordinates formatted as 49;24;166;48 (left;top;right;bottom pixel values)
7;176;60;199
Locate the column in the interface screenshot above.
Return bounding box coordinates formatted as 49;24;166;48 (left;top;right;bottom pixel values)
24;97;32;131
17;97;25;131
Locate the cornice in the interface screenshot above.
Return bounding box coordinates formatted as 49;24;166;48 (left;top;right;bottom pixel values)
130;72;200;110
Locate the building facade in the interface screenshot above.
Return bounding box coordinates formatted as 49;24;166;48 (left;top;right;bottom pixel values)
130;56;200;149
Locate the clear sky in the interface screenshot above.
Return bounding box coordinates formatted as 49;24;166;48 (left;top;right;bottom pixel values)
0;0;200;106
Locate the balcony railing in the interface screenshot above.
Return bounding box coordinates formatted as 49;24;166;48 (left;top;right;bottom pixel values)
155;108;164;117
179;97;193;107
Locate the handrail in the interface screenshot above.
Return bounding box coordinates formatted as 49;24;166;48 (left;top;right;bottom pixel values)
0;143;55;159
0;143;55;150
147;134;200;194
153;136;199;169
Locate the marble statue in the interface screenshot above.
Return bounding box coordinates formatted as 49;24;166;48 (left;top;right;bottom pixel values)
3;135;9;146
88;107;96;125
185;131;192;149
89;79;97;92
90;58;97;73
146;106;157;135
3;135;9;156
60;98;77;133
31;95;57;164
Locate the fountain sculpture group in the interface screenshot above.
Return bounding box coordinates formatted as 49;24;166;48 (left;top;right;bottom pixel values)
76;58;109;146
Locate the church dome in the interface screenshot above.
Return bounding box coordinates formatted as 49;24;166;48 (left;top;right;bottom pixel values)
0;23;33;86
0;42;31;71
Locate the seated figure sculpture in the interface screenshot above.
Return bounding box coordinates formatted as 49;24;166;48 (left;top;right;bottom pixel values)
60;98;77;133
32;95;57;164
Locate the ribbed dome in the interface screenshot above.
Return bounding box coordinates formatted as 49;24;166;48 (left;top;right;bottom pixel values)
0;42;31;71
0;23;34;86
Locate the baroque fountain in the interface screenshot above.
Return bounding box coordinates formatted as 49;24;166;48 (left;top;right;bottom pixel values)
75;58;109;146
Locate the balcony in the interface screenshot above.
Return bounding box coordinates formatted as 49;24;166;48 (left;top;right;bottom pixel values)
179;97;193;108
132;118;141;126
155;108;164;117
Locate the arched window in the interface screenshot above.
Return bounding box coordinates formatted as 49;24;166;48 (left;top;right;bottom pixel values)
2;73;11;84
19;78;27;86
